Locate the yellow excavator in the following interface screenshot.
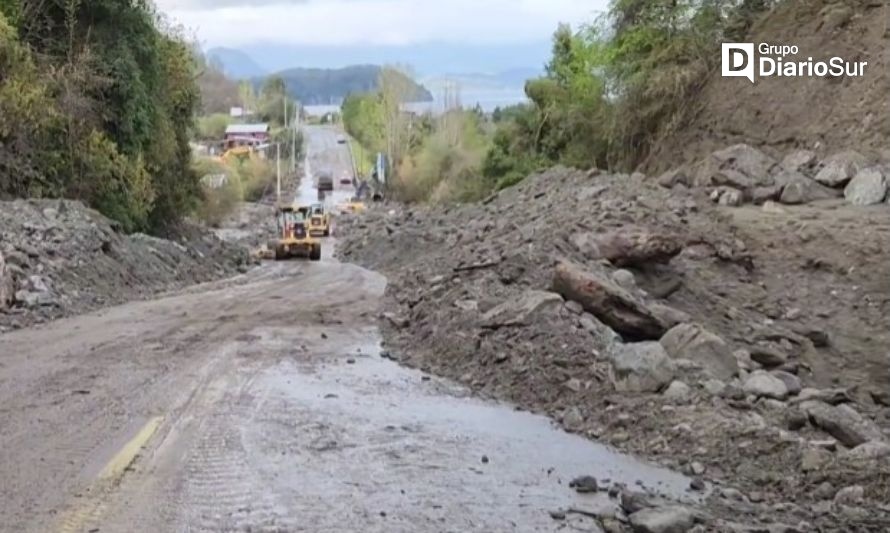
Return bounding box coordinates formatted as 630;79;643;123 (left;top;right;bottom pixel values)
267;204;322;261
300;203;331;237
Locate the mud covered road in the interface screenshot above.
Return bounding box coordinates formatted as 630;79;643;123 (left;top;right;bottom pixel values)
0;127;698;533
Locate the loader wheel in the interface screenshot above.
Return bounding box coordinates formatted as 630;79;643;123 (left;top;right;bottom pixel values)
310;245;322;261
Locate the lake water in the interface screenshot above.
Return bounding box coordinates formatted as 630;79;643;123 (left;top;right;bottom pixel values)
304;88;528;117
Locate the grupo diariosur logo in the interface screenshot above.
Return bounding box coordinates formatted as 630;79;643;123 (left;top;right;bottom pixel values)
722;43;868;83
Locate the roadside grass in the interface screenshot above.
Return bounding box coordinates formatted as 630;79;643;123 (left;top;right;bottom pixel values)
349;138;374;177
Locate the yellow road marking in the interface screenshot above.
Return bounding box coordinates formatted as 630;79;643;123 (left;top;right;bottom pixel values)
58;416;164;533
98;416;163;480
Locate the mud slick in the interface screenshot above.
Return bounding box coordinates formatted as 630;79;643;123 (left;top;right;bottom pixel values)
338;166;890;531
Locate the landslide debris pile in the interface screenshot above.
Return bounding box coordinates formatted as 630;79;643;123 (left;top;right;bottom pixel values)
660;143;890;207
0;199;250;331
338;165;890;530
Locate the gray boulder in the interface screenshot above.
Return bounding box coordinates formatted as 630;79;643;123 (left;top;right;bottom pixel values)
629;505;696;533
776;170;839;204
743;370;789;400
844;167;888;206
800;401;883;447
0;252;14;310
782;150;818;175
815;150;868;187
609;342;676;393
660;324;737;380
694;144;777;188
772;371;802;396
481;290;563;328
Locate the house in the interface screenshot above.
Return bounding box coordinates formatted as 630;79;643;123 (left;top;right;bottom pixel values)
224;123;270;150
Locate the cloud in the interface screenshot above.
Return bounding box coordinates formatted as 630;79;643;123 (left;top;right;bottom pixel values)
157;0;606;47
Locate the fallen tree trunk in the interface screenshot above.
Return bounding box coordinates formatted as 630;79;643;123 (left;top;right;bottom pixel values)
552;261;667;341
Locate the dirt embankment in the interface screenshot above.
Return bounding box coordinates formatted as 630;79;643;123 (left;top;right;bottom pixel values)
648;0;890;173
0;199;250;332
337;167;890;531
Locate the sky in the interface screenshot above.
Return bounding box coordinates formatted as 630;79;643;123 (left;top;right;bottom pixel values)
156;0;609;74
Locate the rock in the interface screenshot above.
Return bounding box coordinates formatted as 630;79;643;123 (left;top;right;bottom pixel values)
690;477;705;492
749;345;788;368
660;324;737;380
620;490;654;514
833;485;865;505
663;381;692;402
382;312;410;329
565;378;583;393
813;481;835;501
743;370;789;400
611;269;638;291
794;388;852;405
454;299;478;311
717;188;743;206
776;171;839;204
562;406;585;429
569;475;599;493
751;185;782;204
784;409;808;431
844;167;888;206
782;150;818;174
702;379;727;397
591;229;683;267
761;201;787;214
0;252;14;310
579;313;622;345
658;168;689;188
648;304;690;329
799;401;883;448
481;290;563;328
14;290;56;308
814;150;868;187
553;261;668;340
801;447;832;472
548;509;566;520
609;342;676;393
843;441;890;461
771;371;802;396
565;300;584;315
697;144;777;189
628;505;696;533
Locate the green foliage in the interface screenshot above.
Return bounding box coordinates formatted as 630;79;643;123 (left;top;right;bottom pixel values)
197;113;233;141
485;0;770;183
0;0;205;232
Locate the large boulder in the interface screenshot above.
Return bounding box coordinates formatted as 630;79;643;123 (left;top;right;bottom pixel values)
775;170;840;204
0;252;15;310
844;167;888;206
552;261;667;340
694;144;777;189
814;150;869;187
660;324;737;380
481;290;563;328
628;505;696;533
800;400;884;448
743;370;790;400
609;342;676;393
781;150;818;175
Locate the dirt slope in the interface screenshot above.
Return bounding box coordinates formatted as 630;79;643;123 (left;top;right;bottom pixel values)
648;0;890;172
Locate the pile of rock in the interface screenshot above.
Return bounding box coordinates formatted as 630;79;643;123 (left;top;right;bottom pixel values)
0;199;250;331
659;144;889;207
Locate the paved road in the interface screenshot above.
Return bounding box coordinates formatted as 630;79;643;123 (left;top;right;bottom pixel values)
0;127;695;533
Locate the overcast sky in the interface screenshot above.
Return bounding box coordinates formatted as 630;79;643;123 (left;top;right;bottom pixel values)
156;0;607;48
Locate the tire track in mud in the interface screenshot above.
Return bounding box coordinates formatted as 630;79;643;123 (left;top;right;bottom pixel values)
179;381;294;532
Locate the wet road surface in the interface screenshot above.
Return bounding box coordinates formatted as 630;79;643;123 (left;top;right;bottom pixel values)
0;126;697;533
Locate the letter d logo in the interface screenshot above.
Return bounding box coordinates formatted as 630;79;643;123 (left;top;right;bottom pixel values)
722;43;755;83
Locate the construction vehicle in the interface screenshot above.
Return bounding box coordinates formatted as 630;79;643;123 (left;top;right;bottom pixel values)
338;197;366;214
268;204;322;261
294;203;331;237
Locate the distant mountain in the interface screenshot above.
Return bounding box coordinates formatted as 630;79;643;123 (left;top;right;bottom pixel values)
265;65;433;106
207;47;266;79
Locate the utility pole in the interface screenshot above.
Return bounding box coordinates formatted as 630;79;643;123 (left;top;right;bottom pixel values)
276;143;281;202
